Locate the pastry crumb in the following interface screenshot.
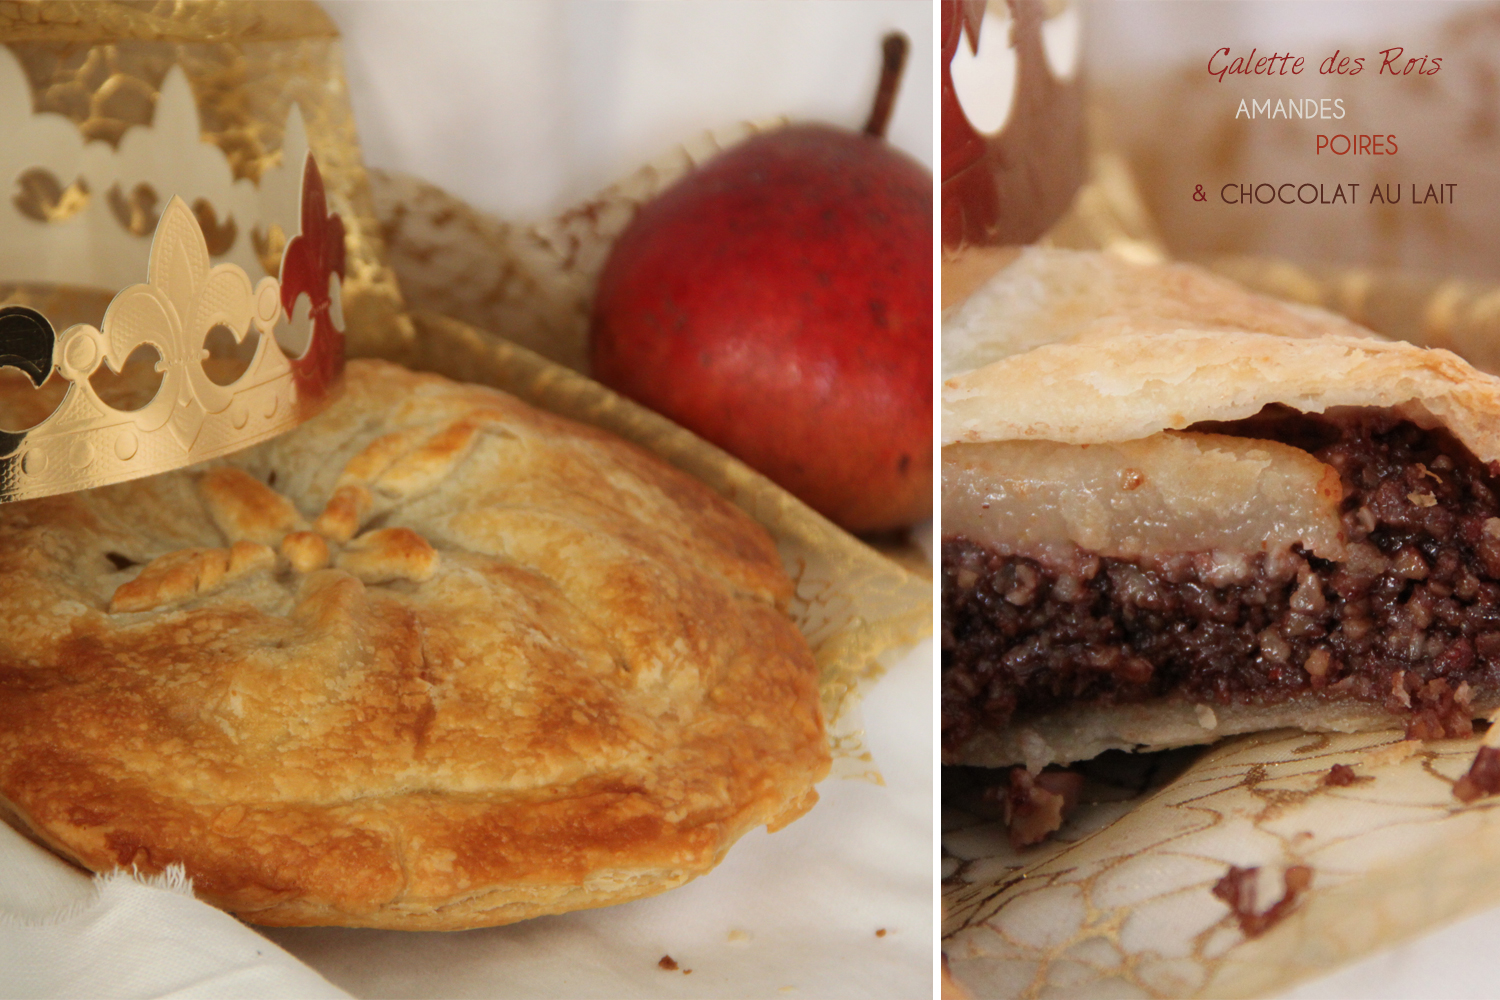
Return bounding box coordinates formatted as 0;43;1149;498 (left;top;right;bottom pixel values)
989;766;1083;848
1362;739;1421;768
1321;763;1366;787
658;955;679;971
1455;745;1500;802
875;927;888;937
1212;864;1313;938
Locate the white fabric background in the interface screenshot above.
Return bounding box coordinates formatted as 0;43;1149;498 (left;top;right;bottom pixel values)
0;3;937;998
0;825;349;998
325;0;934;220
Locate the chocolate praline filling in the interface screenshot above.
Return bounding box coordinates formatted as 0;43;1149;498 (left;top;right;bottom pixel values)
941;408;1500;754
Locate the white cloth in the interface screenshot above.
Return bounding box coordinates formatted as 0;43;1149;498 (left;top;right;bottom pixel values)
326;0;934;220
0;825;348;999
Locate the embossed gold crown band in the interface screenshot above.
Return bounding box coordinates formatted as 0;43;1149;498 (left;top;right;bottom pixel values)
0;153;346;503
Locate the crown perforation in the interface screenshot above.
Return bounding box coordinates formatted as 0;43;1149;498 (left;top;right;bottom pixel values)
0;151;344;503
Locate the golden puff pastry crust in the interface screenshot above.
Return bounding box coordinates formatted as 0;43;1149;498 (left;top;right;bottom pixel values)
942;249;1500;457
0;359;828;929
940;246;1377;379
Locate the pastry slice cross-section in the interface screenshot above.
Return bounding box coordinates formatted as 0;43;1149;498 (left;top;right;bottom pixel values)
942;249;1500;767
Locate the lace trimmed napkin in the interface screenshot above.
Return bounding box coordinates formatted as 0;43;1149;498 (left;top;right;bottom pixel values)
0;822;347;999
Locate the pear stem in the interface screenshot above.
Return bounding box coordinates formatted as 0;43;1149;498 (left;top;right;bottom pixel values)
863;32;908;139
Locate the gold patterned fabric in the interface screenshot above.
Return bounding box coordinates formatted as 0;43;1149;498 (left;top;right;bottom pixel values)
0;0;411;362
366;120;785;376
945;728;1500;998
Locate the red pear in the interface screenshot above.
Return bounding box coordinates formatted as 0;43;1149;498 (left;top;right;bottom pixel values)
589;39;932;535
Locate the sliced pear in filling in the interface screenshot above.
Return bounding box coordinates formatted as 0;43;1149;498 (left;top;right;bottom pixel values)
942;431;1346;574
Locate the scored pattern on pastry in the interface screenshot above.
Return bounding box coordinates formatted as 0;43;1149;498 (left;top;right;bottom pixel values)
113;456;446;613
109;540;276;613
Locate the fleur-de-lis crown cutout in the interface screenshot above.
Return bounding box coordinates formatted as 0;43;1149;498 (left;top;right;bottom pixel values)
0;153;345;503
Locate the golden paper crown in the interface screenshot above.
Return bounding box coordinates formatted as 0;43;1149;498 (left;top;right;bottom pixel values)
0;47;345;503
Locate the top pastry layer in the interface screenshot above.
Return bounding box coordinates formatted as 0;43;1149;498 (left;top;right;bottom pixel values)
941;248;1500;465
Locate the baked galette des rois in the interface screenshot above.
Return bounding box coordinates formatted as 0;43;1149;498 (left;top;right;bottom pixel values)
0;358;829;930
942;247;1500;774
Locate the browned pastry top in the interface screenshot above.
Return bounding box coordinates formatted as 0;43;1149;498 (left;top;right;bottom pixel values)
0;359;828;929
